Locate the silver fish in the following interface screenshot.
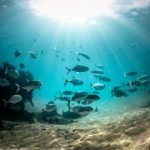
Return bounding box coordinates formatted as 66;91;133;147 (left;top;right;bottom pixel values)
84;94;100;103
90;83;105;90
3;94;22;108
72;106;93;116
28;51;37;59
0;78;10;87
93;74;111;82
8;70;19;79
95;64;104;69
77;52;90;60
91;69;104;74
72;91;88;103
22;80;42;92
138;75;150;81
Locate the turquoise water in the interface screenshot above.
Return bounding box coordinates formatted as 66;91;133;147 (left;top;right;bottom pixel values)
0;0;150;115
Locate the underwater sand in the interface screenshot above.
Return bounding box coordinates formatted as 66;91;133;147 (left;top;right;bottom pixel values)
0;107;150;150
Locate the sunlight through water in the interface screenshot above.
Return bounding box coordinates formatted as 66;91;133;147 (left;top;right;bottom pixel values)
28;0;116;23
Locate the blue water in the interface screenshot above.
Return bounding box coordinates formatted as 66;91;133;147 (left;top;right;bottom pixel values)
0;0;150;114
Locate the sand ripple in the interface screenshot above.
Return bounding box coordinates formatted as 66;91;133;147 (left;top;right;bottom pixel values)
0;108;150;150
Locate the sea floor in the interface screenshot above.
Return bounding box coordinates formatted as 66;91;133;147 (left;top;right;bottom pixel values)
0;107;150;150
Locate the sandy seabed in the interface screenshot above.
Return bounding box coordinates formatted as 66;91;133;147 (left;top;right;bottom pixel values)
0;108;150;150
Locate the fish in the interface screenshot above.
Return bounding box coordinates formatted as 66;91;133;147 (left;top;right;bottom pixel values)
3;62;15;71
92;90;100;95
93;74;111;82
45;102;56;112
65;64;89;74
55;95;70;101
3;94;22;108
63;90;74;95
124;71;137;76
90;83;105;90
111;85;122;91
19;63;25;69
72;91;88;103
95;64;104;69
61;57;66;61
138;75;150;81
56;50;61;53
84;94;100;103
24;98;34;106
64;77;83;86
14;50;21;57
28;51;37;59
94;107;99;112
130;42;137;48
9;104;22;110
127;80;141;87
0;78;10;87
91;69;104;74
140;80;150;86
77;52;90;60
128;87;138;93
62;111;81;119
111;89;128;97
22;80;42;92
8;70;19;79
55;54;59;58
72;106;93;116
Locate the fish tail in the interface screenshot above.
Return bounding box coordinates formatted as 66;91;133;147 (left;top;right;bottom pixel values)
65;67;71;75
64;79;68;86
22;87;31;92
15;83;20;93
129;81;132;87
58;90;61;95
90;83;93;89
54;96;58;101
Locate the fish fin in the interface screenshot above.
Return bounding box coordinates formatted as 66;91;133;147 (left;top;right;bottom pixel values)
65;67;71;75
15;83;20;93
64;79;68;86
54;96;57;101
22;87;31;92
90;83;93;89
129;81;132;87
